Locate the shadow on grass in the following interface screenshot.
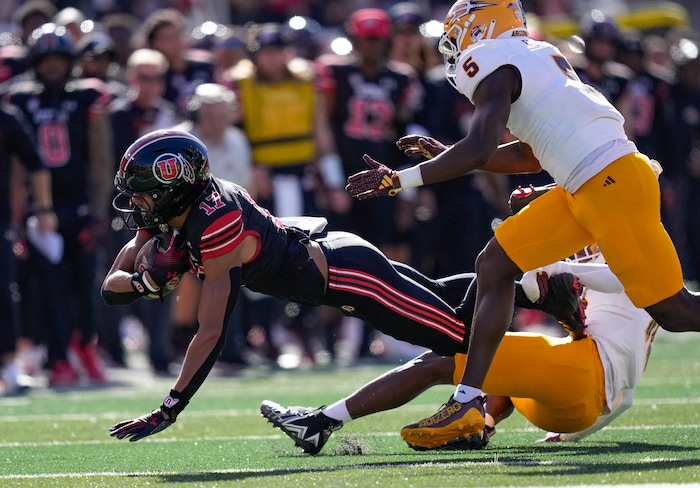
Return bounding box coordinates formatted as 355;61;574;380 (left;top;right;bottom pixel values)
151;441;700;484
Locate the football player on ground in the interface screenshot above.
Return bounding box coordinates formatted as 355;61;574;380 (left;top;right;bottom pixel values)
101;129;583;441
261;246;658;454
345;0;700;449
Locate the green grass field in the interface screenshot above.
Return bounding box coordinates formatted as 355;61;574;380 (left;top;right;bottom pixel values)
3;330;700;487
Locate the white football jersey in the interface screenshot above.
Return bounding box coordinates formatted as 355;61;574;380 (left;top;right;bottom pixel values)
584;287;657;414
452;39;637;192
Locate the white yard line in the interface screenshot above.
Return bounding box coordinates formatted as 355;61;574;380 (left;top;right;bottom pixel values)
0;423;698;449
3;395;700;423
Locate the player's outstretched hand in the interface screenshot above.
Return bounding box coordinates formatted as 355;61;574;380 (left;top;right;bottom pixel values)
537;431;563;443
508;182;557;215
345;155;402;199
109;408;173;442
396;135;447;160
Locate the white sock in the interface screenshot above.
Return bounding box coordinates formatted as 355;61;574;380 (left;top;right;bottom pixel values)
453;384;482;403
321;399;352;425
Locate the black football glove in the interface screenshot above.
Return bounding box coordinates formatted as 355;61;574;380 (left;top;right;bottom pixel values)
131;270;162;297
109;390;187;442
108;408;174;442
345;155;403;199
131;232;189;297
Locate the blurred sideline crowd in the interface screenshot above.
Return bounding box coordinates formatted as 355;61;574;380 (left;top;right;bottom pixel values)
1;0;700;394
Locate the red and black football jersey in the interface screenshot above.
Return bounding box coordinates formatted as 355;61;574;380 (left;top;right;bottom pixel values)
316;58;423;175
0;103;45;223
181;177;326;304
7;77;111;208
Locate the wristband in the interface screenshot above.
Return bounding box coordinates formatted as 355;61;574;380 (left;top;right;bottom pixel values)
131;271;159;295
396;165;424;189
35;206;54;214
162;389;189;419
318;153;346;189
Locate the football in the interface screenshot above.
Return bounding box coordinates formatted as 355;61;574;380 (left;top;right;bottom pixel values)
134;231;190;299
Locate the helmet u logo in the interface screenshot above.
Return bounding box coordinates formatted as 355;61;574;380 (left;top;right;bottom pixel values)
155;157;179;182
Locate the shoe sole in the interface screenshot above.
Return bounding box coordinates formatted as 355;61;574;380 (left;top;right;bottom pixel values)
400;407;485;449
408;432;487;451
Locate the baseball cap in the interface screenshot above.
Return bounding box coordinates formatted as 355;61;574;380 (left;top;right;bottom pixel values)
248;23;287;52
347;8;392;40
77;31;116;59
389;2;426;30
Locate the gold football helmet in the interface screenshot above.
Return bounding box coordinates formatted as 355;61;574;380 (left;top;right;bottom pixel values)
439;1;528;88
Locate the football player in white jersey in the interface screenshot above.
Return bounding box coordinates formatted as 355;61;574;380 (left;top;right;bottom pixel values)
344;0;700;449
260;246;658;453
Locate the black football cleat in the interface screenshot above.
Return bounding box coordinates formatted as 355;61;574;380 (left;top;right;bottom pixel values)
260;400;342;455
537;271;587;340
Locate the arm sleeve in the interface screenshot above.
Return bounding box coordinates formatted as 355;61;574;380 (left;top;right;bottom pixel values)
176;267;241;411
521;261;624;302
101;289;142;306
543;261;624;293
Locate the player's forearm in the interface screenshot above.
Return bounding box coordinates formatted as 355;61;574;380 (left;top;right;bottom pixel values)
537;261;623;294
101;268;142;305
102;269;137;293
561;262;623;293
172;267;241;402
418;136;495;185
29;168;58;232
173;325;223;390
29;169;53;211
481;140;542;174
101;235;146;303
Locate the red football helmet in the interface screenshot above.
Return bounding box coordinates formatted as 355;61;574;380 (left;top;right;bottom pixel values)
347;8;392;40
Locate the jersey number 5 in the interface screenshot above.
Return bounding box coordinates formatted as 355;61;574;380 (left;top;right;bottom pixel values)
460;56;480;78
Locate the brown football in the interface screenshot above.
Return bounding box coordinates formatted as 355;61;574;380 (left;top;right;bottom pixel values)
134;232;190;299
